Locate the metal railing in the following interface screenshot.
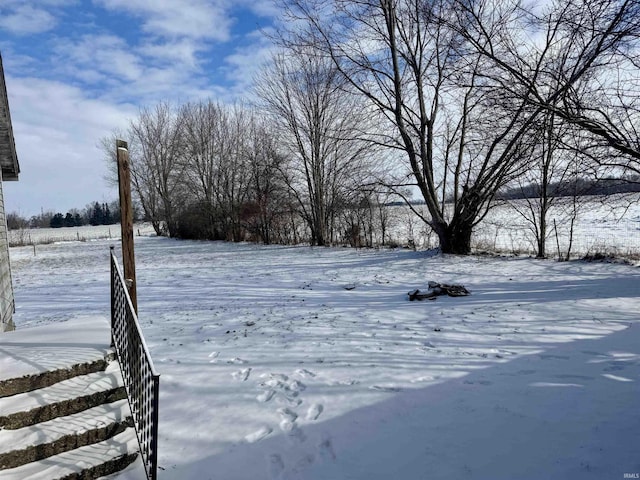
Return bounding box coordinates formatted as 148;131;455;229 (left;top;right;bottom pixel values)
110;248;160;480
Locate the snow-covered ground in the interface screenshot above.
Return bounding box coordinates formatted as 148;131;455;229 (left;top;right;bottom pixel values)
7;223;156;247
8;193;640;258
7;236;640;479
395;193;640;256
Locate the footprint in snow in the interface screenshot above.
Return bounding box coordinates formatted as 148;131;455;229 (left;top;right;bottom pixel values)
278;408;299;434
306;403;323;421
227;357;248;364
267;454;285;479
232;367;252;381
277;395;302;407
245;426;272;443
463;380;492;386
286;424;306;443
295;369;316;379
370;385;401;393
208;351;219;363
287;380;306;393
262;378;286;390
328;379;359;386
257;389;276;403
538;354;569;361
277;407;298;422
318;436;336;462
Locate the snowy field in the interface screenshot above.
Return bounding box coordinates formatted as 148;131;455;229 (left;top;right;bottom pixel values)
396;193;640;257
8;234;640;480
7;223;157;247
8;193;640;259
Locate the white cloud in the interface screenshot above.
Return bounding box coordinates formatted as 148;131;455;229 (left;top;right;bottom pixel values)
139;39;201;69
2;75;137;215
93;0;233;41
222;30;275;95
0;5;57;35
54;34;145;84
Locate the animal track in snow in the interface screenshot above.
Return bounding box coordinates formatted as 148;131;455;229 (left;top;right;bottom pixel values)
245;426;272;443
232;367;251;381
306;403;323;421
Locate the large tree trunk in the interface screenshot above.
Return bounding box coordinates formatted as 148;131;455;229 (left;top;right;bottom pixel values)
433;218;474;255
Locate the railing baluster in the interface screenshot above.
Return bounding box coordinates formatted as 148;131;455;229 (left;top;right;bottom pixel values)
110;249;160;480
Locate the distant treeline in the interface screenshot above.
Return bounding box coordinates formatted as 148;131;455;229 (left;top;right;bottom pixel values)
498;177;640;200
6;200;142;230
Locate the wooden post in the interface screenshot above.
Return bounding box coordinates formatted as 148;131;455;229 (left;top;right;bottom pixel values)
116;139;137;313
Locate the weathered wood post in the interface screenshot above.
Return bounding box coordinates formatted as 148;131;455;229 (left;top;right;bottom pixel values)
116;139;137;313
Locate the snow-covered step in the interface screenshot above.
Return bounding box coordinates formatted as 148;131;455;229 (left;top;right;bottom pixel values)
0;399;133;470
0;355;114;398
97;455;149;480
0;428;140;480
0;362;126;430
0;317;115;398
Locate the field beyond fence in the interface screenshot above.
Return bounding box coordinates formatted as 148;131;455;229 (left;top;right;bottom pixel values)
8;194;640;260
8;223;157;247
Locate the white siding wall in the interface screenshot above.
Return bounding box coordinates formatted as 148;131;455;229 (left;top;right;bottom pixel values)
0;169;15;331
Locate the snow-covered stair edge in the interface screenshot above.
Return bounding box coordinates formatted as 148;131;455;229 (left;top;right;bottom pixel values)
0;362;126;429
0;428;140;480
0;399;133;469
97;455;149;480
0;351;116;398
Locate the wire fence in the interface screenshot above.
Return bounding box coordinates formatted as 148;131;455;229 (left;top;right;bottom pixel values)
391;193;640;259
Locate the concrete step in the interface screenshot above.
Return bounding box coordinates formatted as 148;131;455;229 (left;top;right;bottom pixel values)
0;362;126;430
0;317;115;398
0;428;140;480
0;399;133;470
0;354;115;398
96;455;149;480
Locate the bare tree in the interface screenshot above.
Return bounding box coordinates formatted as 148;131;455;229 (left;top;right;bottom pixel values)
242;115;290;244
128;102;185;237
178;100;226;239
255;50;375;246
507;111;581;257
275;0;553;253
453;0;640;168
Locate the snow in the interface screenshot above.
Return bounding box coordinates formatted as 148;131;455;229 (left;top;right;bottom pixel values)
0;316;111;382
7;236;640;479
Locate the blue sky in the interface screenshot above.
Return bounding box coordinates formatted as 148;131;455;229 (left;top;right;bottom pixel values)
0;0;278;217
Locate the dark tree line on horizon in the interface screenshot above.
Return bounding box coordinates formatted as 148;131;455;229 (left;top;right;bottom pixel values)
101;0;640;257
6;200;142;230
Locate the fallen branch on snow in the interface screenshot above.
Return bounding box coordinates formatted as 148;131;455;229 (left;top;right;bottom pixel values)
408;281;470;301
